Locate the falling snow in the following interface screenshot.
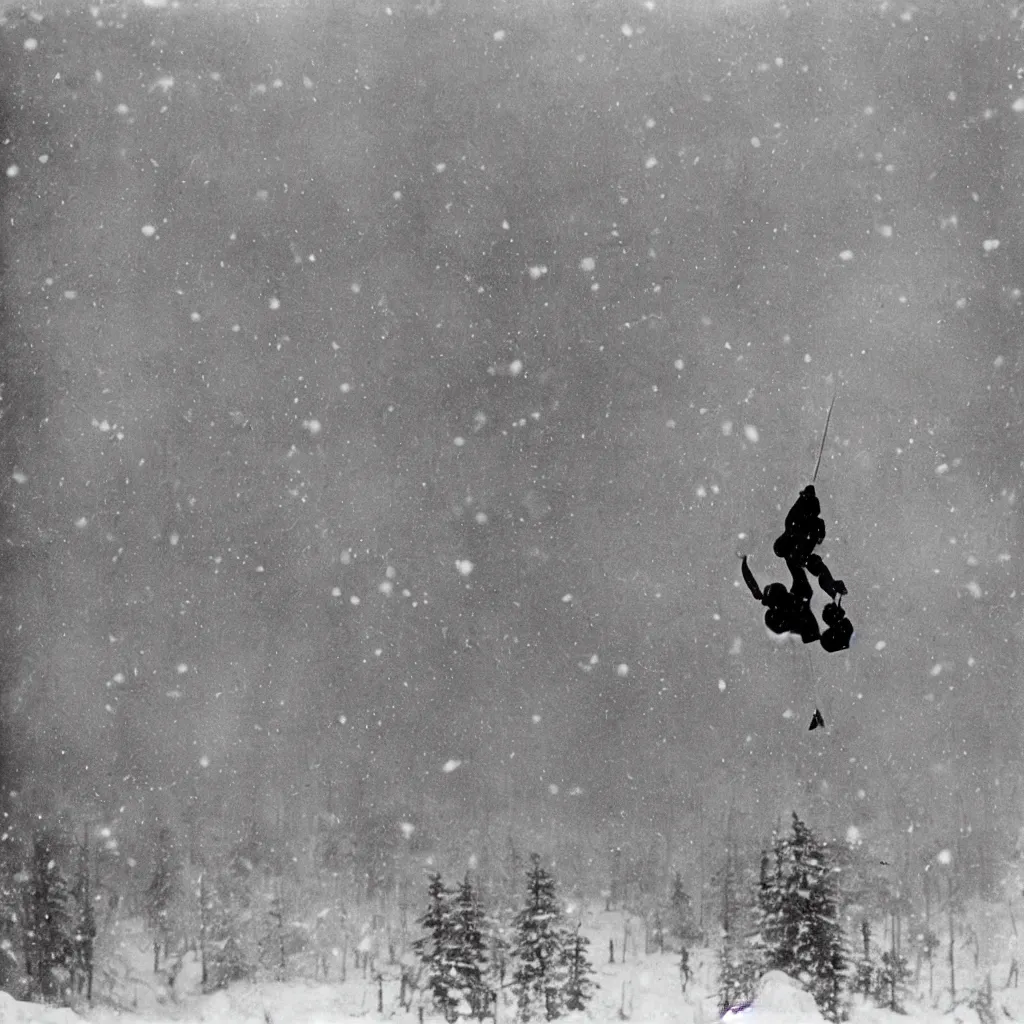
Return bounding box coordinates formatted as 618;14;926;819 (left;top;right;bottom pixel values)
0;3;1016;966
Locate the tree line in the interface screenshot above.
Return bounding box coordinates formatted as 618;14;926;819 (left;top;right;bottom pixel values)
413;853;595;1023
0;805;999;1020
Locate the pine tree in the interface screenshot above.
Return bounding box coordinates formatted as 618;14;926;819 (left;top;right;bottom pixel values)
0;826;23;995
202;866;253;991
145;825;178;973
803;870;846;1023
452;874;493;1019
561;922;596;1012
763;821;811;979
716;846;762;1013
485;901;512;1009
70;831;96;1000
762;814;846;1023
757;847;782;968
511;854;567;1022
24;832;73;1002
874;949;911;1013
854;920;874;997
414;873;461;1022
670;871;700;946
259;881;289;982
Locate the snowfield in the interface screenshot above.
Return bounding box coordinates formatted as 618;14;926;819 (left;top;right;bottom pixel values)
0;919;1022;1024
0;979;1015;1024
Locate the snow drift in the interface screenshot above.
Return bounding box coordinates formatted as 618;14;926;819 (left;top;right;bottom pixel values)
723;972;826;1024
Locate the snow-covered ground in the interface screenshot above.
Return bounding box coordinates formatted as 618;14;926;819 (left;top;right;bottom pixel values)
2;904;1023;1024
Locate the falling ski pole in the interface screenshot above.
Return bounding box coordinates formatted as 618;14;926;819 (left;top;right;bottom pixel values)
812;385;838;485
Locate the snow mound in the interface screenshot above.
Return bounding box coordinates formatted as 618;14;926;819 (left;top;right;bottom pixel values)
724;972;825;1024
0;992;85;1024
755;972;822;1015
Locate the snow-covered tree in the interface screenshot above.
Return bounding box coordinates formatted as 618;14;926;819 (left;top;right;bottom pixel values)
414;873;462;1022
757;846;782;967
258;882;289;982
201;866;254;992
69;832;96;1000
670;870;700;946
24;832;73;1002
0;828;23;996
511;854;567;1022
561;922;596;1012
761;814;846;1022
484;898;513;1006
853;920;874;998
452;874;493;1019
874;948;911;1013
716;846;762;1013
145;825;179;973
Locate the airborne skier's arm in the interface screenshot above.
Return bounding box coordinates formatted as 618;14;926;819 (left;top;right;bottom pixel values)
740;556;764;603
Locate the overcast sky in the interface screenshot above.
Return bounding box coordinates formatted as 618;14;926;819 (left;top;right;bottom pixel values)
0;0;1021;874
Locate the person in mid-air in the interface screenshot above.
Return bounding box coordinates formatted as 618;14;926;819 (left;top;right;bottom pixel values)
819;597;854;653
741;555;820;644
773;484;847;601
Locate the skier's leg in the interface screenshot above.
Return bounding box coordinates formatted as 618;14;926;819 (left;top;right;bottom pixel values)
805;553;846;598
795;605;821;643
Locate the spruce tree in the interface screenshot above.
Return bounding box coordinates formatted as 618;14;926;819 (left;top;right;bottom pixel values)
757;847;782;968
24;832;73;1002
145;825;178;973
70;832;96;1000
874;949;911;1013
801;860;846;1023
854;920;874;998
762;814;846;1022
259;882;289;982
670;871;700;946
414;873;461;1022
716;847;762;1013
511;854;566;1022
763;820;812;979
203;866;253;991
0;829;22;995
561;922;596;1012
452;874;493;1019
485;902;512;1008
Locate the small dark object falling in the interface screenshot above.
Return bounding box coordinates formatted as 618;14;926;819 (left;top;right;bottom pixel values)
808;708;825;731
